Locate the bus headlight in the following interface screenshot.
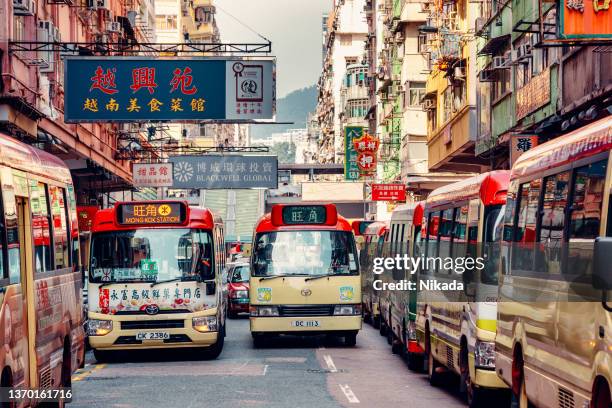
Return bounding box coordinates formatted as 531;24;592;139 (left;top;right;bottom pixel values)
87;319;112;336
231;290;249;299
250;306;279;317
192;316;218;332
474;340;496;369
333;304;362;316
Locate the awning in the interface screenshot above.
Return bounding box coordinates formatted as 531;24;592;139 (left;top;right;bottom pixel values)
478;34;510;55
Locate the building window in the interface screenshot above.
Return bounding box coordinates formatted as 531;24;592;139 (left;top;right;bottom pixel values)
155;15;177;30
407;81;426;107
345;56;358;66
195;7;213;24
13;16;25;41
442;87;453;124
418;34;427;53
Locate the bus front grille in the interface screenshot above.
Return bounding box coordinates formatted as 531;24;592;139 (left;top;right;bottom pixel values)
279;305;334;317
120;320;185;330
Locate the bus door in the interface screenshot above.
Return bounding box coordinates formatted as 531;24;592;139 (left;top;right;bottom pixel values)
15;195;36;389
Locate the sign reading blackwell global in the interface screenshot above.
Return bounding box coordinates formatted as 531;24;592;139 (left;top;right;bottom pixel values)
169;155;278;189
63;57;276;122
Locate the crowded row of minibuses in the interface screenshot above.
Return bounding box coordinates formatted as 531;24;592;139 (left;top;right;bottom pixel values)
360;116;611;408
0;127;363;407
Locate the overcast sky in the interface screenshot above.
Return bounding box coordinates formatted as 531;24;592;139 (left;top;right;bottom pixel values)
215;0;332;98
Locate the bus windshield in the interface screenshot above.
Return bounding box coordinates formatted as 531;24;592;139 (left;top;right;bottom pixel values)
89;228;213;283
252;231;358;277
230;265;250;283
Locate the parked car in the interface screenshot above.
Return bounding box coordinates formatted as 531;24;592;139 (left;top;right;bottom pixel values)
226;263;250;318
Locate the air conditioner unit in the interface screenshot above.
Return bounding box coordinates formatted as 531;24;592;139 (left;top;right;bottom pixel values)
397;84;405;92
453;66;466;80
37;20;56;73
492;55;509;69
421;2;431;12
106;21;122;33
516;44;533;60
13;0;34;16
478;69;497;82
423;99;435;110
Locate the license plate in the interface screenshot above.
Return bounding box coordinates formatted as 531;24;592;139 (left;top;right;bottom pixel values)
136;332;170;340
291;320;321;328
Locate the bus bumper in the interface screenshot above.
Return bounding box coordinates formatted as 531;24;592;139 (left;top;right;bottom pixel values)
250;315;362;334
474;367;509;389
87;312;219;350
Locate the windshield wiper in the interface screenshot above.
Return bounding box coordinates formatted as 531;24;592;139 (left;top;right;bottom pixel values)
150;278;183;287
97;279;143;288
304;273;341;282
258;274;308;282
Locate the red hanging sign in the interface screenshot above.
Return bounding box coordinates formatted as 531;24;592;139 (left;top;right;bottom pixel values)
371;184;406;201
353;133;380;173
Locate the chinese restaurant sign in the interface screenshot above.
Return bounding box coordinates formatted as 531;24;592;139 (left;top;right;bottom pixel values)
510;135;539;166
371;184;406;201
63;57;276;122
133;163;173;187
169;155;278;189
345;126;363;181
560;0;612;39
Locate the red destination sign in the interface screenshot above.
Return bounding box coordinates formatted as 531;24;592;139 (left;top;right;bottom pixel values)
371;184;406;201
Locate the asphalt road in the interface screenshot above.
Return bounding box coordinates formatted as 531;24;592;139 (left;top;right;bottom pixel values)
71;317;467;408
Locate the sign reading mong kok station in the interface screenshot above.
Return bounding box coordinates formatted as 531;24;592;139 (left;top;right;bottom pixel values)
63;57;276;122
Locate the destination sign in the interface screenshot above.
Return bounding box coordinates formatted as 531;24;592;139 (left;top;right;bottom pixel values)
281;206;327;225
117;202;186;225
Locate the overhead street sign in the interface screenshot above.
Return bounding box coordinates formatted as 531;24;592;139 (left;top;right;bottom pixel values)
169;155;278;189
63;57;276;122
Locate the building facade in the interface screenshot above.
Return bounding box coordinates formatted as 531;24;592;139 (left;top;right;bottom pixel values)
1;0;156;205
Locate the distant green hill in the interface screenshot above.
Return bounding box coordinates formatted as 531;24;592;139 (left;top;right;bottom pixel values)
251;84;317;140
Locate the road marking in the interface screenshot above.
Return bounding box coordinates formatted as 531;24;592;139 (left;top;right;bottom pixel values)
72;363;106;382
323;354;337;373
262;364;269;376
339;384;360;404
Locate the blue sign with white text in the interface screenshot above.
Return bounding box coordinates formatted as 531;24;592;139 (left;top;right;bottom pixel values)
63;57;276;122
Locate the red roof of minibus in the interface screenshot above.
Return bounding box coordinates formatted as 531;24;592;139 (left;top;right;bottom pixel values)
426;170;510;210
511;116;612;180
254;212;353;233
91;202;218;233
0;132;72;184
363;221;388;237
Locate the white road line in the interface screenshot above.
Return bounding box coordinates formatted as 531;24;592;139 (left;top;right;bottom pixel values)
262;364;269;376
339;384;360;404
323;354;338;373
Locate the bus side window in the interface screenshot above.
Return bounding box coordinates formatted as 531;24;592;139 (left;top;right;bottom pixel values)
567;159;607;277
49;186;69;270
31;182;53;273
0;181;8;285
66;185;80;270
438;208;454;275
538;172;570;275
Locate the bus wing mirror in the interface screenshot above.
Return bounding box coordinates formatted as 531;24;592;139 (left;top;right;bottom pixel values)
593;237;612;290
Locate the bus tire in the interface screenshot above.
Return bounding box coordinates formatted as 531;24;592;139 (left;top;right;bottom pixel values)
407;352;423;372
252;333;265;348
372;307;380;329
1;367;15;408
511;352;534;408
379;319;386;336
201;324;225;360
93;349;113;363
344;331;357;347
426;328;442;387
460;340;485;408
592;377;611;408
